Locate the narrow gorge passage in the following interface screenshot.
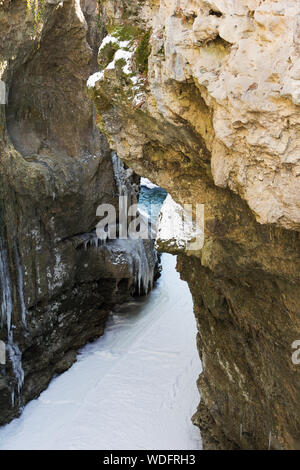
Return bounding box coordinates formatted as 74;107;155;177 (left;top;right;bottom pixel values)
0;254;202;450
1;0;300;451
0;182;202;450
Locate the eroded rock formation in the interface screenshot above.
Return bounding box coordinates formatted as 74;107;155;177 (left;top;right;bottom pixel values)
0;0;158;425
89;0;300;449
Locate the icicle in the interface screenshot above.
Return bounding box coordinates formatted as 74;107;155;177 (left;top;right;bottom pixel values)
14;241;27;328
106;239;155;296
7;338;24;396
268;431;272;450
0;238;13;334
132;240;155;295
112;152;127;196
0;237;25;405
0;340;5;366
91;232;99;249
112;153;138;201
79;231;103;251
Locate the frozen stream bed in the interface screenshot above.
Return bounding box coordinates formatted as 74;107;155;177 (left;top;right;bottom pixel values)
0;254;202;450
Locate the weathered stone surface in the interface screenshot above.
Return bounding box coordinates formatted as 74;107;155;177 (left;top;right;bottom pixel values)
93;0;300;231
89;0;300;450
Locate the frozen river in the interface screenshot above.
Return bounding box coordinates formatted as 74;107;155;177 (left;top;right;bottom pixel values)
0;254;202;450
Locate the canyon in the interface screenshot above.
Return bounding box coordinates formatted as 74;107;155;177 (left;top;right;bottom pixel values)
0;0;300;450
0;0;158;427
89;0;300;450
0;252;201;450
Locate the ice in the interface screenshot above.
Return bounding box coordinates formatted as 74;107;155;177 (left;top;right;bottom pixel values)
76;231;108;249
112;152;126;196
0;238;25;404
132;240;155;295
14;241;27;327
112;152;137;197
108;239;156;295
6;340;24;400
0;182;202;451
0;238;13;334
0;340;5;365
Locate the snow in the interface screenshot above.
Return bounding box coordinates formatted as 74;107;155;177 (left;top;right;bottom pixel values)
87;36;134;89
106;49;133;75
0;254;202;450
98;35;131;54
87;71;104;88
87;33;146;107
98;35;119;52
141;178;159;190
97;35;133;75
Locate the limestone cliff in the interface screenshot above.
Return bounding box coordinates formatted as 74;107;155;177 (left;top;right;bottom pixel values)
89;0;300;450
0;0;158;425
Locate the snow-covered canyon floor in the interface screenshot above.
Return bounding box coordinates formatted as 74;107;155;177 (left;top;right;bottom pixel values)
0;254;202;450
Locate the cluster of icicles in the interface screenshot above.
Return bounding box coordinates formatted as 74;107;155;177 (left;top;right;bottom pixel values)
0;154;156;411
129;239;156;296
78;155;156;296
78;232;155;297
0;238;26;406
111;154;155;295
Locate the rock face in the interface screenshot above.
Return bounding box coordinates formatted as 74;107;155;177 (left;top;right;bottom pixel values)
89;0;300;449
0;0;158;425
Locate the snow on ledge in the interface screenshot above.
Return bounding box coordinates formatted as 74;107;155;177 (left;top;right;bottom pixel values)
87;33;146;108
87;35;134;89
87;71;104;88
141;177;159;190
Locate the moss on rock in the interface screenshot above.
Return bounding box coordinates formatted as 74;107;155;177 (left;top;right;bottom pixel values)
135;30;151;74
98;41;120;69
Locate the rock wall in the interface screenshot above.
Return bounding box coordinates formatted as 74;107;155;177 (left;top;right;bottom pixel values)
89;0;300;449
0;0;158;425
